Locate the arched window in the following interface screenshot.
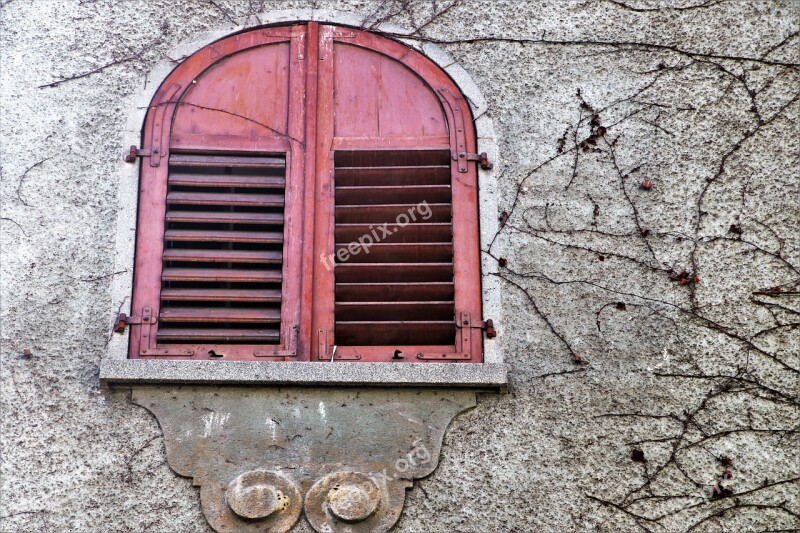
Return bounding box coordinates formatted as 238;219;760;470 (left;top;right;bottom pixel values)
124;22;485;363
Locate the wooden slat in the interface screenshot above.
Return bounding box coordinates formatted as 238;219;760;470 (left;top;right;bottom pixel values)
160;307;281;323
164;249;282;263
161;288;282;302
170;134;291;154
162;267;281;282
164;230;283;243
335;282;454;302
165;211;284;225
335;321;455;345
335;223;451;243
332;136;451;152
167;191;284;207
169;173;285;188
335;203;451;223
157;328;280;342
335;263;453;283
334;150;449;167
335;301;454;321
170;153;285;169
334;243;452;263
334;166;451;186
335;185;450;204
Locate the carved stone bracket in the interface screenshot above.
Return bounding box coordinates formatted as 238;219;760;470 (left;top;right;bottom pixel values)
132;386;476;532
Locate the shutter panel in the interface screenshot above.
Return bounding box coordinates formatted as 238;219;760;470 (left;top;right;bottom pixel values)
333;150;456;346
157;153;286;345
310;25;482;362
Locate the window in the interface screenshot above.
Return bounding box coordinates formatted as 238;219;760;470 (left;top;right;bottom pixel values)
125;22;485;364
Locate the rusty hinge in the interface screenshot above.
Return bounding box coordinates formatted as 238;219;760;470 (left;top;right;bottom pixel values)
417;312;472;360
138;306;193;356
123;145;160;163
454;315;498;338
115;309;192;356
417;314;496;360
113;311;156;333
124;83;181;167
483;319;497;338
453;152;493;171
437;87;492;173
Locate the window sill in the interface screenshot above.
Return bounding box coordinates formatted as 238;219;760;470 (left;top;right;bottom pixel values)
99;359;507;390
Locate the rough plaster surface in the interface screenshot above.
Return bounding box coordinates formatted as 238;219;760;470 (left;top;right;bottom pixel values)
1;1;798;532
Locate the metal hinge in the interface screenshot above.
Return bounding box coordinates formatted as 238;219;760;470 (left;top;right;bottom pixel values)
437;87;493;173
454;315;498;338
124;145;161;163
483;319;498;338
113;311;156;333
453;152;493;171
416;314;497;360
123;83;181;167
114;309;192;356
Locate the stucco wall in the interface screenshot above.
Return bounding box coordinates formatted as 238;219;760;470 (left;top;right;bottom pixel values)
1;1;798;532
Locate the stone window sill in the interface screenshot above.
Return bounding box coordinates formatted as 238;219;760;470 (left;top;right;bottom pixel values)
100;359;507;389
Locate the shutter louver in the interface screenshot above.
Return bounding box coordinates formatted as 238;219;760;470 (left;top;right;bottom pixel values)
333;150;457;346
158;153;286;345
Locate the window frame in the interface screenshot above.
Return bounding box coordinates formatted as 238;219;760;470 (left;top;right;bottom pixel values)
101;11;505;388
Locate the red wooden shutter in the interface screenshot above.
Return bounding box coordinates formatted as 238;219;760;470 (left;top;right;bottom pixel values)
129;26;307;360
310;25;483;363
128;23;482;363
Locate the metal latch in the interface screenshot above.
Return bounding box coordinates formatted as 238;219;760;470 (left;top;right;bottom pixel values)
113;312;156;333
124;145;159;163
453;152;493;170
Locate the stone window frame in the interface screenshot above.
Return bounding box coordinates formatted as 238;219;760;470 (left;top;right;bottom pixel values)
100;9;506;388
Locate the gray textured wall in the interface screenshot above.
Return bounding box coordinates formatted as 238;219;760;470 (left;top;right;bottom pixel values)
1;1;798;532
